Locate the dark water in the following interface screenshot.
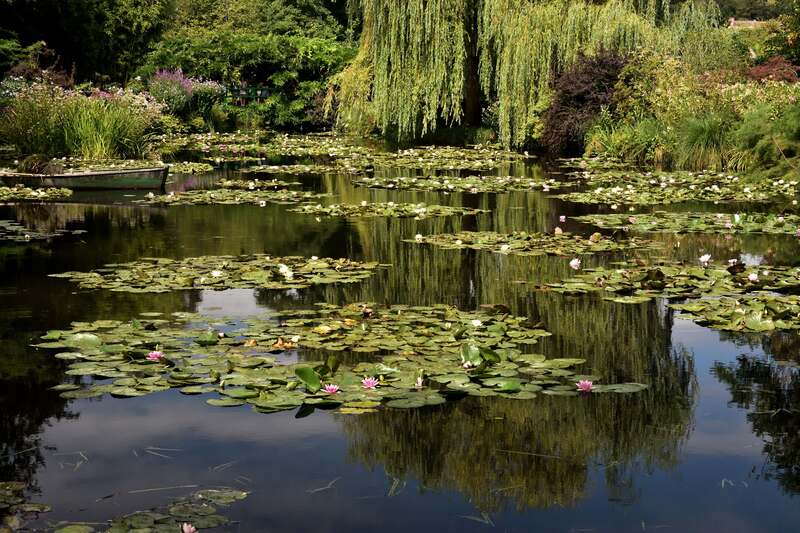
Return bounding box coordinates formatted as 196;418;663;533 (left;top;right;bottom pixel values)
2;161;800;532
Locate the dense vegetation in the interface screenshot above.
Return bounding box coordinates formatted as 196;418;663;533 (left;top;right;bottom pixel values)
0;0;798;172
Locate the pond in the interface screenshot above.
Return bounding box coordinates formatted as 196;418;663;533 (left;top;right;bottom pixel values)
2;143;800;532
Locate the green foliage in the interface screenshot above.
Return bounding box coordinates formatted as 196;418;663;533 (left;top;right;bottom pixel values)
766;0;800;63
339;0;727;147
0;85;161;158
674;111;733;171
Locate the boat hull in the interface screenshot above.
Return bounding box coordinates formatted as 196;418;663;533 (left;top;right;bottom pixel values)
0;167;168;190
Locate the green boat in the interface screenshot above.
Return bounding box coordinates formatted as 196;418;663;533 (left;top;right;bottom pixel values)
0;166;168;190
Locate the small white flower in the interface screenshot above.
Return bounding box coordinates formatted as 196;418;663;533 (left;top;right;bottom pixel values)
734;214;741;223
455;239;463;245
569;258;581;270
748;273;759;282
728;259;738;266
471;319;482;327
361;200;368;206
699;254;711;266
610;204;618;210
259;201;266;207
415;234;423;242
211;270;222;277
500;244;510;252
311;256;318;260
559;215;566;223
290;335;300;343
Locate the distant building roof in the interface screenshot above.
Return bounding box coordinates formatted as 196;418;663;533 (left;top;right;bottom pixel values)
728;18;770;29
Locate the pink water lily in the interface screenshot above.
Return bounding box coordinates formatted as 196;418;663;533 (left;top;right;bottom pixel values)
362;377;379;389
323;384;340;394
559;215;566;223
182;524;197;533
146;350;164;362
576;380;593;392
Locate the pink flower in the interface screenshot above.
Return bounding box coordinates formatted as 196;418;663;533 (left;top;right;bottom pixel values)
361;377;379;389
559;215;566;223
323;384;340;394
576;380;593;392
628;216;637;224
182;524;197;533
146;350;164;362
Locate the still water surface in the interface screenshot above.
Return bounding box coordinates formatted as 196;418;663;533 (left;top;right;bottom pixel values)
2;160;800;532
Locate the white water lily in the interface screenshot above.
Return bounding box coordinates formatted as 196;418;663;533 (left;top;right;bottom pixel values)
415;234;423;242
569;258;581;270
728;259;738;266
211;270;222;277
470;319;482;327
500;244;510;252
699;254;711;266
311;256;319;260
361;200;368;206
610;204;618;210
748;273;759;282
734;213;741;223
259;201;267;207
291;335;300;343
455;239;463;245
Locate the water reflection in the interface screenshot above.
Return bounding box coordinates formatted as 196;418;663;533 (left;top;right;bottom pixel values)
713;352;800;495
5;158;800;530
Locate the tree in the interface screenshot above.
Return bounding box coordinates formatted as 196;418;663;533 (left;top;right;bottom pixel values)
335;0;723;147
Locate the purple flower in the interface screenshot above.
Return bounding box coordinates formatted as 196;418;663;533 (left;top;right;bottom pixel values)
323;384;340;394
576;380;593;392
362;377;379;390
146;350;164;362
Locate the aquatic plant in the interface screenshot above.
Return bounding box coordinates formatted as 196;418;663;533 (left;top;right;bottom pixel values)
574;211;800;235
406;230;659;256
353;174;565;194
289;202;488;219
0;186;72;202
136;188;327;206
50;255;383;292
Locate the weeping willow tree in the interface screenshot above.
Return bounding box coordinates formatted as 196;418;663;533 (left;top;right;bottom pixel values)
332;0;722;147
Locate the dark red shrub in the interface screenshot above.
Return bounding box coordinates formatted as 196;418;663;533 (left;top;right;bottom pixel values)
747;56;799;82
542;50;627;155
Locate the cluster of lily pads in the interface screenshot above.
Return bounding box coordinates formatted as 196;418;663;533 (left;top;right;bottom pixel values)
159;132;525;172
36;304;647;415
574;211;800;235
168;162;214;174
406;231;659;256
50;255;383;293
352;175;566;194
218;178;300;190
1;481;50;529
670;295;800;332
241;163;359;175
0;186;72;202
16;486;248;532
0;220;85;243
136;189;327;206
288;202;488;219
541;261;800;304
557;166;798;205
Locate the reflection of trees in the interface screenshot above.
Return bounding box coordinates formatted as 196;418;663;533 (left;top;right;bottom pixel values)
0;348;76;492
712;355;800;495
341;346;694;512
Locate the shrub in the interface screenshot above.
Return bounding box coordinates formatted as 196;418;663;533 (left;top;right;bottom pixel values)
148;69;193;116
542;50;627;155
586;113;673;168
191;80;226;125
747;56;799;82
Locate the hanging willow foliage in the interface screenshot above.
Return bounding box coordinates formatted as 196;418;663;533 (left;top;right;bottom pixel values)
336;0;721;147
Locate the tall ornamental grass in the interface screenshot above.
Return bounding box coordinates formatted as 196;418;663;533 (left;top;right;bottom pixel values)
0;84;162;159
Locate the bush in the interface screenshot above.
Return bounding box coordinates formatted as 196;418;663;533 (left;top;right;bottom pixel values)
747;56;799;82
541;50;627;155
191;80;226;126
148;69;193;116
0;84;162;159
